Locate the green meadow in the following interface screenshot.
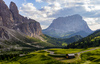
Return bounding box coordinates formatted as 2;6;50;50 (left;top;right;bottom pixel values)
0;47;100;64
81;48;100;64
48;48;94;54
0;50;66;64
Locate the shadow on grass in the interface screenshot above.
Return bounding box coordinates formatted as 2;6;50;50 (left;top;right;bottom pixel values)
41;55;51;61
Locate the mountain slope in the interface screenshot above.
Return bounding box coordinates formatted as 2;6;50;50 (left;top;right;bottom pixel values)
0;0;42;38
0;0;51;51
66;30;100;48
42;35;82;47
43;14;92;38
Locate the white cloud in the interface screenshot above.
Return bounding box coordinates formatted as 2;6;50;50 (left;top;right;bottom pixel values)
83;17;100;31
36;0;42;2
84;18;98;25
41;25;48;29
19;0;100;30
89;24;100;31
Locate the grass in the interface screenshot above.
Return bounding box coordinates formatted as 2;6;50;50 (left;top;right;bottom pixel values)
81;48;100;64
0;50;66;64
48;48;89;54
25;36;55;47
48;48;85;63
1;47;100;64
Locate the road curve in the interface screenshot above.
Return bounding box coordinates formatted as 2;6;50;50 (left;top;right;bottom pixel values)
44;47;100;57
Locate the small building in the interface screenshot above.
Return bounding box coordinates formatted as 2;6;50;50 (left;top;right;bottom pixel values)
66;54;75;59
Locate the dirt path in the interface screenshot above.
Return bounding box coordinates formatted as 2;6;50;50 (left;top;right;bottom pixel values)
45;47;100;56
44;47;100;63
76;47;100;60
44;49;66;56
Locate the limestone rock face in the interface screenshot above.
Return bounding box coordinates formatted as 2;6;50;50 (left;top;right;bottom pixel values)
14;21;42;37
0;27;10;39
43;14;92;38
0;0;14;28
0;0;42;39
0;16;3;26
10;2;21;24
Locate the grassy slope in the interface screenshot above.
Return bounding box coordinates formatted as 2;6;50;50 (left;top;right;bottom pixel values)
25;36;55;47
67;30;100;48
42;35;82;47
0;50;66;64
81;48;100;64
0;48;100;64
48;48;94;54
48;48;84;54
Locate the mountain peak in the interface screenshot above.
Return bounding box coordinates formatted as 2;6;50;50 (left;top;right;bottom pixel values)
43;14;92;38
10;1;18;13
67;14;82;19
73;14;81;16
0;0;42;38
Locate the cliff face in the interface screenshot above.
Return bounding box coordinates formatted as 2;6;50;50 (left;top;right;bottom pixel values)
0;0;42;39
0;0;14;28
43;14;92;38
10;2;22;24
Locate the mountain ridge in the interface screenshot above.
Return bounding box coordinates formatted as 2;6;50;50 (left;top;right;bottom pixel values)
0;0;42;39
43;14;92;38
0;0;45;51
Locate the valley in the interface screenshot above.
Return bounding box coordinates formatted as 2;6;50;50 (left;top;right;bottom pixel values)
0;0;100;64
0;47;100;64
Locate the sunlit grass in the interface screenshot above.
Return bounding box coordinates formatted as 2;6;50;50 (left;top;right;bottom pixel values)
0;50;66;64
48;48;86;54
81;48;100;64
1;47;100;64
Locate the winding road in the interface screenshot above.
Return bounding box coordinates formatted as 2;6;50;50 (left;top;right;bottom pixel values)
44;47;100;59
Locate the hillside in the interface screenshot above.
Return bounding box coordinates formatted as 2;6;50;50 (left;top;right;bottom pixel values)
42;35;82;47
0;0;55;52
66;30;100;48
43;14;92;38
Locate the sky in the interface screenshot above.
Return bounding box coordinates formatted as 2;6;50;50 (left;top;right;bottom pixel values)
3;0;100;31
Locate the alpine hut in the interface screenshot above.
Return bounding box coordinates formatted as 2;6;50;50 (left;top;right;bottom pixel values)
66;54;75;59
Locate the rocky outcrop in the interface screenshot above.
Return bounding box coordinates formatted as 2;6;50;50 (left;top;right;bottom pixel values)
0;0;14;28
14;21;42;37
43;14;92;38
0;0;42;40
0;27;10;39
10;2;22;24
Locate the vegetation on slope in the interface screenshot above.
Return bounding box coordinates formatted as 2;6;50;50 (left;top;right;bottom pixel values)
66;30;100;48
81;48;100;64
1;47;100;64
0;50;66;64
42;34;82;47
48;48;86;54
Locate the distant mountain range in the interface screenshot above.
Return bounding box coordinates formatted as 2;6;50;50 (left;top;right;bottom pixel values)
43;14;93;38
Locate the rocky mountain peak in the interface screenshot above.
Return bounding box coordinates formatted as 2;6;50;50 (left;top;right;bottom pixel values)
0;0;42;39
43;14;92;38
10;1;21;24
10;1;19;14
0;0;14;28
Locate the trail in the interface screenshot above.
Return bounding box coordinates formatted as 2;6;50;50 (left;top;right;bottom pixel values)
76;47;100;60
44;47;100;60
44;49;66;56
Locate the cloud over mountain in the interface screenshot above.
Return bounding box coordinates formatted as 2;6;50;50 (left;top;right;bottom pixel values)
19;0;100;30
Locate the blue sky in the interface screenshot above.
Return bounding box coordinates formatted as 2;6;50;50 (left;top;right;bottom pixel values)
3;0;100;31
4;0;47;9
